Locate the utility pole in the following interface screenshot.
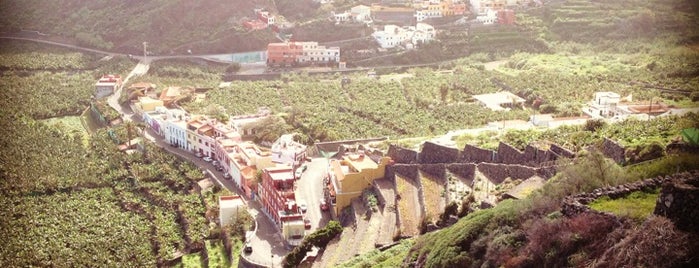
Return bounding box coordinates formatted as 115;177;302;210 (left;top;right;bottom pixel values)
142;42;148;62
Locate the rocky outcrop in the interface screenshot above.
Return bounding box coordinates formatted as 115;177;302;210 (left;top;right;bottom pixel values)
654;172;699;232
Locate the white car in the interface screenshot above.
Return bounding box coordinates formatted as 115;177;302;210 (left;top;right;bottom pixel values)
298;201;307;213
202;156;212;162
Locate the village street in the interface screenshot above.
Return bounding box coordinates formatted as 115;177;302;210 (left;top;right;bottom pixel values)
107;61;289;267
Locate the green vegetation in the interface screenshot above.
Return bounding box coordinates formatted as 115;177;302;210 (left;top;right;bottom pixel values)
180;252;204;268
337;239;414;268
206;240;231;268
402;151;699;267
590;189;660;222
284;220;343;268
0;43;211;266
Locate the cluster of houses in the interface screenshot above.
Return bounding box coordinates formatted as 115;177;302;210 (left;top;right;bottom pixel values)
128;83;396;245
129;85;313;243
372;23;436;49
333;1;467;25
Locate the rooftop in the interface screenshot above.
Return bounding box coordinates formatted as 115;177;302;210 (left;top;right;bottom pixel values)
219;195;245;209
473;91;525;111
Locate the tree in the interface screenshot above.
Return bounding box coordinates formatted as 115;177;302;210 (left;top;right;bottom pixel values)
226;62;241;73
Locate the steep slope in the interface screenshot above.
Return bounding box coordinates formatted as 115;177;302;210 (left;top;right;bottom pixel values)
0;0;278;54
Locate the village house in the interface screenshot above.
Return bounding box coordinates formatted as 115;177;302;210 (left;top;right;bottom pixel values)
476;8;498;24
219;195;246;227
473;91;525;111
327;153;392;215
259;166;306;246
271;134;308;169
229;107;272;138
228;142;275;199
94;74;121;99
497;9;515;25
372;23;435;48
267;41;340;66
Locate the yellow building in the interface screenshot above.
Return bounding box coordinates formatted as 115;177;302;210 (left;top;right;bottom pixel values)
329;154;392;214
136;96;164;112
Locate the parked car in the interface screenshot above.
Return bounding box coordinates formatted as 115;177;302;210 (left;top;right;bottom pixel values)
295;165;308;179
195;152;203;158
320;199;329;211
304;219;311;230
298;201;307;213
202;156;212;162
216;166;224;171
223;172;232;180
212;160;220;166
244;243;253;254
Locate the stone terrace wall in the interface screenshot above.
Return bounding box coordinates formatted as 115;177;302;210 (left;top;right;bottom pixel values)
419;164;446;179
561;175;670;217
446;163;477;185
654;172;699;232
388;164;419;181
387;144;419;164
477;163;538;184
550;144;575;159
497;142;525;164
524;145;555;165
601;138;626;165
461;144;496;163
419;141;460;164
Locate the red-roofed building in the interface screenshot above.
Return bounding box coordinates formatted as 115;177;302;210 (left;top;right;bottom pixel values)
497;9;515;25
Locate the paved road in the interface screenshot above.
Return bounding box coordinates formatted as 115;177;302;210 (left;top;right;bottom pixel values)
295;158;334;233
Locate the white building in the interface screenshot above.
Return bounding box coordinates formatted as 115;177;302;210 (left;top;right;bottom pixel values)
332;11;351;23
411;23;436;45
473;91;525;111
372;23;435;49
350;5;372;22
229;107;272;138
583;91;621;118
271;134;307;168
296;42;341;64
165;119;189;150
219;195;246;227
476;8;497;24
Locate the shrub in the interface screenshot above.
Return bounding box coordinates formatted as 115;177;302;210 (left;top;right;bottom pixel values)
594;216;695;267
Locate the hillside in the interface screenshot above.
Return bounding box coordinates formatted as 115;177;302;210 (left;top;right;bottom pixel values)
0;0;279;54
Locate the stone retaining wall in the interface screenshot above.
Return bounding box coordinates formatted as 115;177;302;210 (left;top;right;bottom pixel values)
654;171;699;232
462;144;496;163
601;138;626;165
418;141;460;164
561;175;670;218
387;144;419;164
